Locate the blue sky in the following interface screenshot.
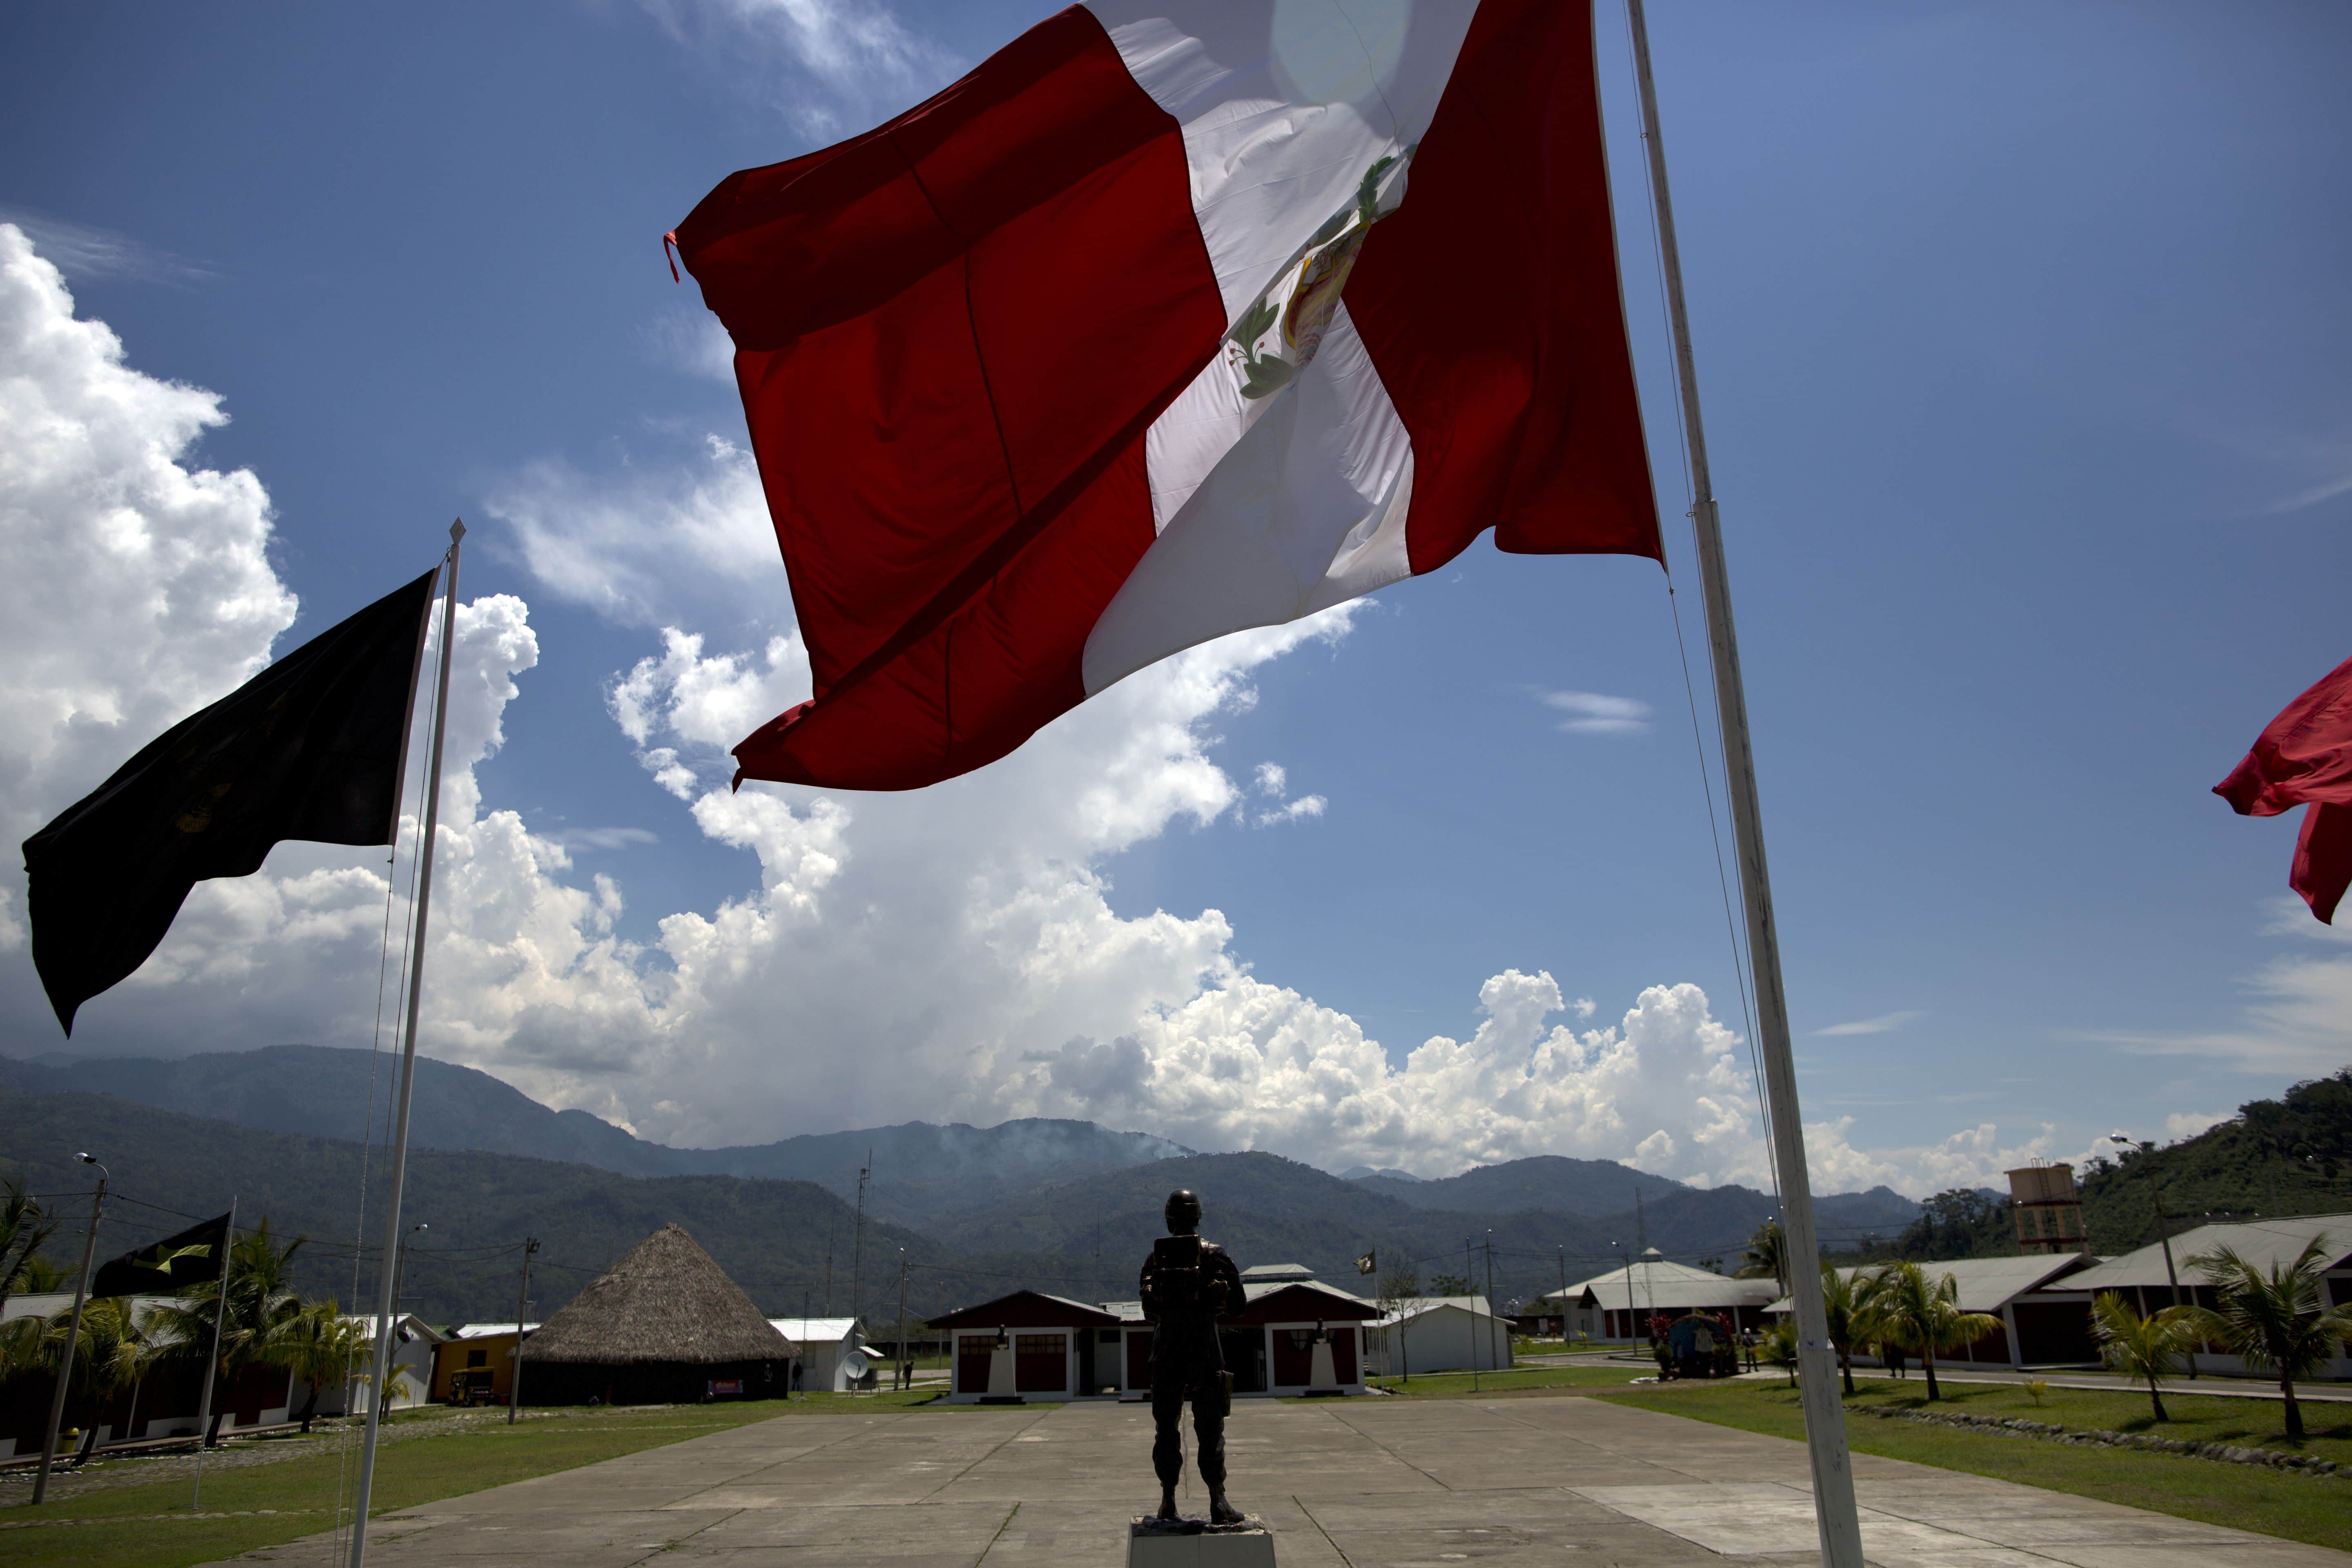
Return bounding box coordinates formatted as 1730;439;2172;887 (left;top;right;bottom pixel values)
0;0;2344;1195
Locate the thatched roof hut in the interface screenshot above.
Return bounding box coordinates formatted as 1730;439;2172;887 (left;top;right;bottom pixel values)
521;1225;793;1405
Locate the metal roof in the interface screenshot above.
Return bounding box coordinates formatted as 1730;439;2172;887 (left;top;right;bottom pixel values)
2068;1213;2352;1294
1239;1263;1316;1281
1552;1260;1782;1312
766;1317;864;1343
1765;1254;2099;1315
452;1321;541;1338
1370;1295;1497;1327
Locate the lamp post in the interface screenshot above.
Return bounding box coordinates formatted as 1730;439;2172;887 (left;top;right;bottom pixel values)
32;1154;107;1505
2107;1136;2194;1377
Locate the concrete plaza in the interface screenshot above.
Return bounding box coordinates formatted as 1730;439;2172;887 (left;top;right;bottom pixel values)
213;1395;2348;1568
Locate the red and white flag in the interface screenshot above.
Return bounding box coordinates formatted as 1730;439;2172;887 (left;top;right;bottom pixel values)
673;0;1660;791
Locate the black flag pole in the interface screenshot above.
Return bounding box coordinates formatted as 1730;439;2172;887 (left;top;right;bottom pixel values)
348;521;463;1568
189;1194;237;1509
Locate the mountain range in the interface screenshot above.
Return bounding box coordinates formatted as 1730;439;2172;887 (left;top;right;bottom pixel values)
0;1045;1924;1324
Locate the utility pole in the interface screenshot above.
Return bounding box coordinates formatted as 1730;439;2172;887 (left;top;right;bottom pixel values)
32;1154;106;1505
1556;1247;1570;1342
1466;1238;1479;1393
1482;1231;1499;1374
1625;8;1862;1562
851;1151;870;1334
824;1220;835;1316
2107;1136;2193;1377
896;1251;910;1391
508;1237;538;1423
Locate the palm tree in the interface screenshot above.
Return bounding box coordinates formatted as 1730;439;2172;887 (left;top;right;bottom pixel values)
265;1300;365;1432
1738;1221;1788;1290
2183;1237;2352;1441
18;1296;154;1448
147;1219;309;1436
2089;1292;2199;1422
0;1181;58;1312
1855;1260;2000;1401
1817;1265;1862;1396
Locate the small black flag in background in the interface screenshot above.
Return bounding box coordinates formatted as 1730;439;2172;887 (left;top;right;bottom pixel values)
91;1212;232;1297
1356;1250;1376;1276
23;568;440;1034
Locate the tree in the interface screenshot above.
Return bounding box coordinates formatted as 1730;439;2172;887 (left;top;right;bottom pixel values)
1817;1266;1862;1396
1759;1318;1800;1385
2089;1292;2200;1422
265;1300;363;1432
148;1218;309;1432
1425;1272;1472;1297
0;1180;58;1313
1855;1260;2000;1401
1894;1190;2014;1261
2183;1236;2352;1440
1738;1222;1788;1288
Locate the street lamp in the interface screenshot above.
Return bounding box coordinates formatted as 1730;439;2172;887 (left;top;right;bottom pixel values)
2106;1135;2195;1378
32;1154;108;1505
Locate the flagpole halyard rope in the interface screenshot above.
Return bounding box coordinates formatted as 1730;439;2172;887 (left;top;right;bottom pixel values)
1614;0;1777;1209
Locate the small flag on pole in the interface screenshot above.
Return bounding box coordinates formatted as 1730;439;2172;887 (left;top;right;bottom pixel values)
91;1213;232;1297
1356;1250;1376;1276
22;568;441;1033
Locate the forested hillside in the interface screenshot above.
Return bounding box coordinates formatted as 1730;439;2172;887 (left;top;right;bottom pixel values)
2081;1069;2352;1251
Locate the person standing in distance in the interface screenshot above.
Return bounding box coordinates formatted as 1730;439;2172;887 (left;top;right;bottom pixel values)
1139;1188;1246;1524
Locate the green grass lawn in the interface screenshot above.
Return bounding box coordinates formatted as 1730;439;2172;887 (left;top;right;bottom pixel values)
1591;1376;2352;1551
1355;1361;1651;1400
0;1394;942;1568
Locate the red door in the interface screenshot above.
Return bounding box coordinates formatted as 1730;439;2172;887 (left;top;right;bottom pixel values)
1272;1329;1312;1388
1014;1334;1067;1393
1332;1327;1359;1384
956;1338;993;1394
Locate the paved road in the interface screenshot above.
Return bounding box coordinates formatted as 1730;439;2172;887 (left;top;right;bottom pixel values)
210;1396;2348;1568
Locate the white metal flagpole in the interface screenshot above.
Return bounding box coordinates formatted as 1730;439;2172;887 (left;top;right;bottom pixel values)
1622;6;1865;1566
347;521;463;1568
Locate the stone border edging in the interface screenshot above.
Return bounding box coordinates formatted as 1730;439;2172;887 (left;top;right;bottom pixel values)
1855;1403;2345;1479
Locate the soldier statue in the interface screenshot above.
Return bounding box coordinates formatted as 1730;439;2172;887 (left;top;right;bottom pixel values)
1138;1188;1247;1524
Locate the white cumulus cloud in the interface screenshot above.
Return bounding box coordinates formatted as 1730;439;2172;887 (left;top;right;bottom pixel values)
0;223;2062;1198
0;222;295;942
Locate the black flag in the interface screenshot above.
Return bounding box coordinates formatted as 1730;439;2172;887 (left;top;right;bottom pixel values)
1356;1250;1376;1276
90;1212;232;1298
24;568;440;1033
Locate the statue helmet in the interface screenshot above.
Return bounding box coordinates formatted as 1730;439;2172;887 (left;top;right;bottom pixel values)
1165;1189;1202;1230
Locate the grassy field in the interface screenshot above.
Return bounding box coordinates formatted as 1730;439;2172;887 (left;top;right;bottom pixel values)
1356;1361;1652;1400
1592;1375;2352;1551
0;1393;940;1568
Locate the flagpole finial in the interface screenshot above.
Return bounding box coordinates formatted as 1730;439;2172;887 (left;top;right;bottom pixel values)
450;518;467;544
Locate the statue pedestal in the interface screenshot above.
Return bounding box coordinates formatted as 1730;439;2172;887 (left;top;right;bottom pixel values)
1128;1517;1275;1567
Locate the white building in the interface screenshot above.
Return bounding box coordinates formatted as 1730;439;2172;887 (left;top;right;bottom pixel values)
1545;1254;1782;1341
768;1316;872;1392
2062;1212;2352;1381
1363;1296;1514;1376
1766;1255;2102;1368
327;1312;444;1414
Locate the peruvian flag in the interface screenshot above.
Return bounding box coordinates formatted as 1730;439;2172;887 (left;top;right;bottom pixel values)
673;0;1661;791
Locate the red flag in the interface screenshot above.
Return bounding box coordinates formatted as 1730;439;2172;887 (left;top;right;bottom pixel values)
2214;655;2352;923
673;0;1659;791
